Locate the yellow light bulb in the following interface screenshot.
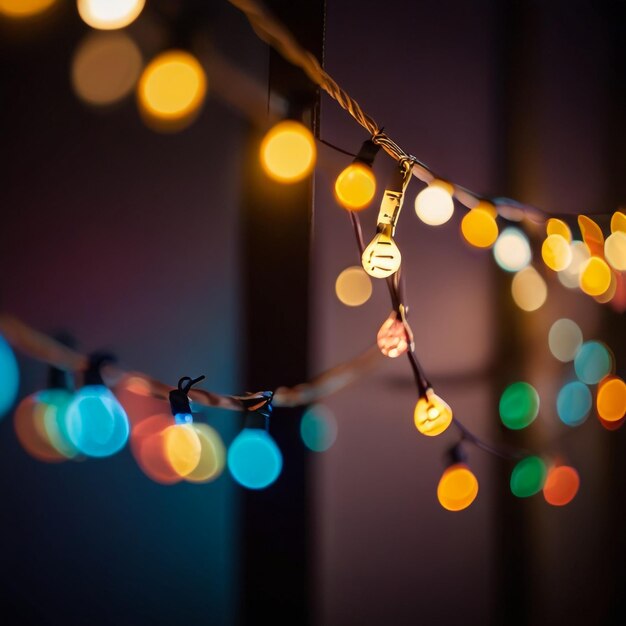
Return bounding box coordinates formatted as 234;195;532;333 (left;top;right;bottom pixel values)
611;211;626;234
361;231;401;278
260;120;316;183
163;424;201;477
437;463;479;511
546;218;572;242
461;208;498;248
334;162;376;210
542;233;572;271
137;50;207;132
77;0;145;30
0;0;55;17
414;388;453;437
414;181;454;226
579;257;612;296
604;231;626;271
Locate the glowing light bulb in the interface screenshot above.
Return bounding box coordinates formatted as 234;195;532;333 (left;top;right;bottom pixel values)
596;376;626;422
511;266;547;311
137;50;207;132
510;456;547;498
611;211;626;234
65;385;130;457
335;266;372;306
72;32;143;106
361;230;401;278
77;0;145;30
574;341;612;385
558;241;590;289
335;162;376;210
376;312;409;358
543;466;579;506
0;334;19;418
37;389;79;458
546;218;572;242
557;381;592;427
260;120;316;183
493;227;531;272
437;463;479;511
163;423;202;477
0;0;55;17
300;405;338;452
228;428;283;489
414;181;454;226
604;231;626;271
461;207;498;248
548;318;583;363
499;382;539;430
542;234;572;271
185;423;226;483
414;389;453;437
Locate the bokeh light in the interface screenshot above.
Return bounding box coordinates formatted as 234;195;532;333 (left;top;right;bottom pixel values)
493;227;531;272
543;466;580;506
335;266;372;307
510;456;547;498
574;341;612;385
300;404;338;452
162;424;201;477
578;215;605;257
260;120;316;183
611;211;626;234
548;318;583;362
546;218;572;242
579;257;612;296
604;231;626;271
511;266;547;312
556;381;592;427
130;414;181;484
542;234;572;271
437;463;479;511
65;385;130;457
14;394;66;463
137;50;207;132
77;0;145;30
0;334;19;418
377;312;409;358
72;31;142;106
228;429;283;489
461;208;498;248
596;376;626;422
185;423;226;483
499;382;540;430
558;241;590;289
414;182;454;226
414;389;453;437
334;162;376;210
0;0;55;18
37;389;79;458
361;232;401;278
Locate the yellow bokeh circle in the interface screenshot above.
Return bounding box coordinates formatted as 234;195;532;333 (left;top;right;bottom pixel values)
461;208;498;248
437;464;479;511
77;0;145;30
511;266;547;311
137;50;207;131
334;162;376;210
260;120;316;183
604;231;626;271
579;257;612;296
335;266;373;307
597;377;626;422
163;424;202;477
542;234;572;271
0;0;55;17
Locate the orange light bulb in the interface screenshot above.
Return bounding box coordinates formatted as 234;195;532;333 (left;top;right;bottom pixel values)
437;463;479;511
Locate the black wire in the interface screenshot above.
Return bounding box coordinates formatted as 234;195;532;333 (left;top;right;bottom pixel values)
318;137;357;158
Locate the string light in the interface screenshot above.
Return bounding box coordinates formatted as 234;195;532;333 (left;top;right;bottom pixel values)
596;376;626;422
0;334;19;417
228;428;283;489
543;465;580;506
137;50;208;132
414;388;453;437
510;456;547;498
260;120;316;183
558;241;590;289
185;423;226;483
437;464;479;512
493;227;531;272
334;266;372;306
376;312;409;358
499;382;540;430
77;0;145;30
461;207;498;248
414;180;454;226
542;233;572;271
546;218;572;242
604;231;626;271
334;140;379;210
579;257;612;296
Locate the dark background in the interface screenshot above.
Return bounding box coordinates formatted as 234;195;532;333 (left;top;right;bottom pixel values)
1;1;626;625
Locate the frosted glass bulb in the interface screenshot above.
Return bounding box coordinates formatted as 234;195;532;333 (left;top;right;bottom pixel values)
414;389;453;436
414;183;454;226
361;232;401;278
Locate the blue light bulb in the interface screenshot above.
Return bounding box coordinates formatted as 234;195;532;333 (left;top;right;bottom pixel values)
0;334;19;418
227;429;283;490
65;385;130;457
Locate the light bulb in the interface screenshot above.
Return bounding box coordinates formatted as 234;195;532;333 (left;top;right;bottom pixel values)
65;384;130;457
227;428;283;490
541;234;572;271
77;0;145;30
0;334;19;418
510;456;547;498
163;423;202;477
362;230;401;278
461;207;498;248
334;162;376;210
414;181;454;226
543;465;579;506
137;50;207;132
0;0;56;18
605;231;626;271
335;266;372;306
493;227;531;272
260;120;316;183
437;463;479;511
376;312;409;358
414;388;453;437
596;376;626;422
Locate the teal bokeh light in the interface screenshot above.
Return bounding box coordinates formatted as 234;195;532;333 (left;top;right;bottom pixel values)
65;385;130;457
574;341;612;385
557;381;592;427
227;429;282;490
300;405;337;452
37;389;79;458
0;334;19;418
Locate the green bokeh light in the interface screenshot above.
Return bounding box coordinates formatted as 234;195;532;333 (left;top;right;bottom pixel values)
300;405;337;452
510;456;547;498
499;382;540;430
